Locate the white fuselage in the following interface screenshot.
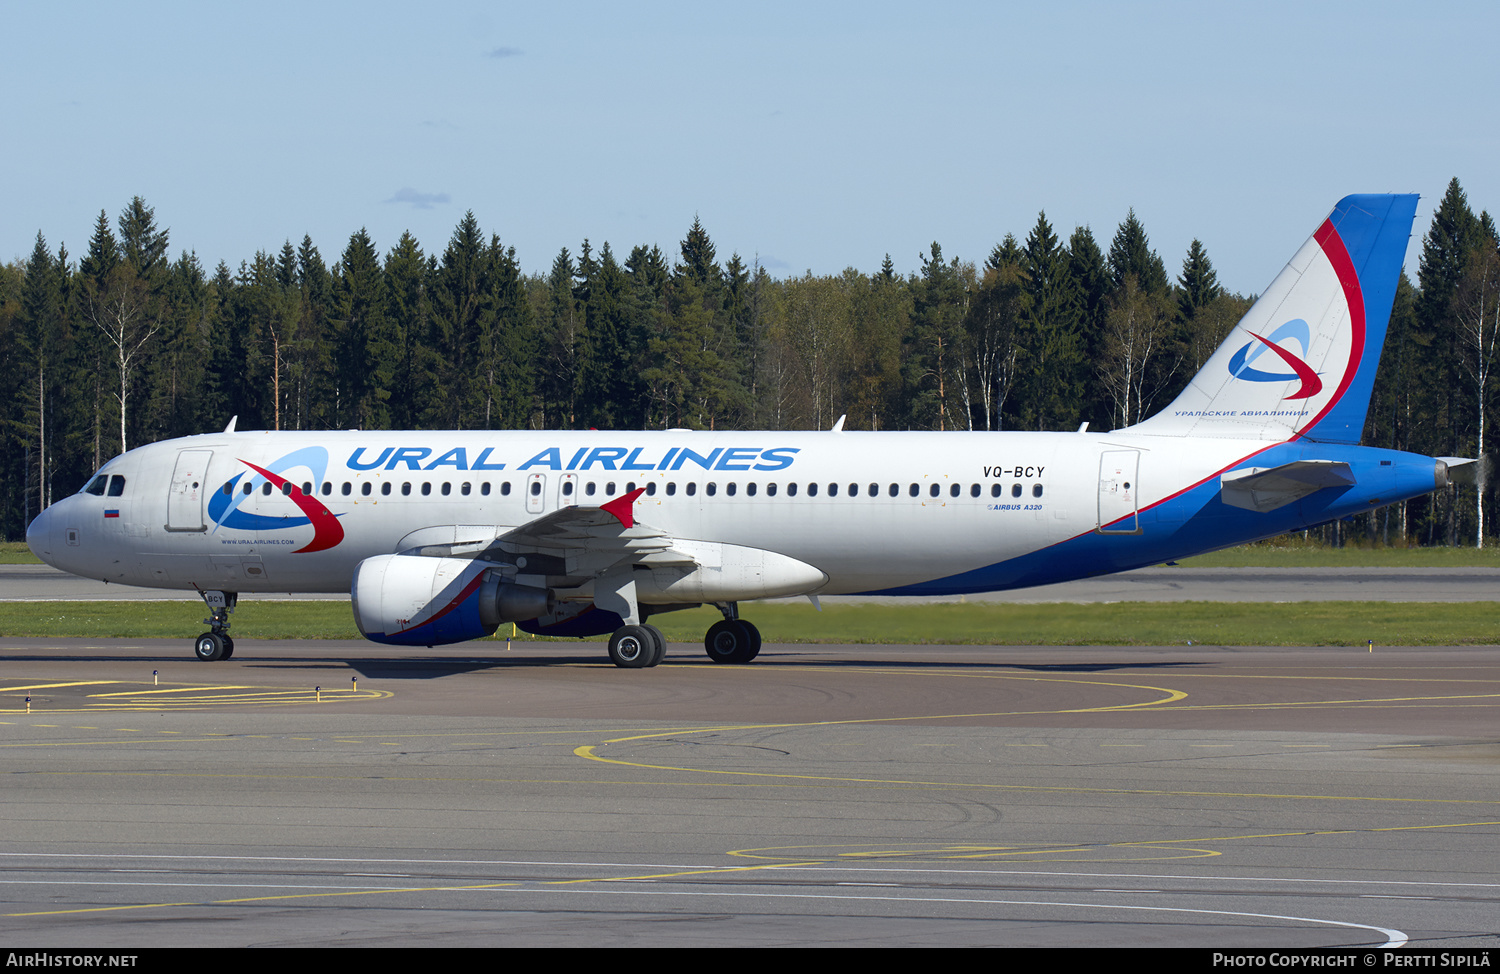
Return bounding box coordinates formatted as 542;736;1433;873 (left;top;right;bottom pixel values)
29;427;1295;599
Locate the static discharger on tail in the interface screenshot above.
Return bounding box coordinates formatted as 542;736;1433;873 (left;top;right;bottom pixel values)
27;195;1466;667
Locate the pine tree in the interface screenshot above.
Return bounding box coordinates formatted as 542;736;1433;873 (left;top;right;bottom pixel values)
16;233;64;517
428;212;491;428
966;235;1026;430
118;197;169;281
1177;240;1221;318
1067;226;1110;424
677;216;721;293
1107;209;1169;293
332;228;387;429
289;236;334;430
906;243;969;430
1019;212;1082;430
382;232;433;430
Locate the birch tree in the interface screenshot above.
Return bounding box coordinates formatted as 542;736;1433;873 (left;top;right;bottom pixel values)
1456;242;1500;545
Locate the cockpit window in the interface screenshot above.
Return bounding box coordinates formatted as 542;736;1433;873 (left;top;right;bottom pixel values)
107;476;126;497
84;476;107;496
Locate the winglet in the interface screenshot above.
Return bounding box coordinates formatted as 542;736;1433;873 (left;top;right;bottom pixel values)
601;487;646;529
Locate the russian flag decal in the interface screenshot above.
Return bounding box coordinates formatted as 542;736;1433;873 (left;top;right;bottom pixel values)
104;509;119;518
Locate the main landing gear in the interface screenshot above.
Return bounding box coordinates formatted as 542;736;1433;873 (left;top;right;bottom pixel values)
704;603;761;665
607;624;667;668
194;590;237;661
602;602;762;668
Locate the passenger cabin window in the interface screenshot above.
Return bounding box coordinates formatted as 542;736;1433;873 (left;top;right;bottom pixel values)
787;483;798;497
461;482;471;496
562;481;573;496
481;482;491;496
666;483;677;496
303;482;313;496
929;484;940;498
382;483;392;496
646;482;657;496
422;483;432;496
991;484;1002;497
402;483;412;496
442;482;451;496
85;476;107;496
909;484;919;497
263;482;274;496
970;484;981;497
767;483;777;496
686;483;697;496
501;482;511;495
949;483;960;498
322;482;333;496
1012;484;1022;498
341;482;352;496
1033;484;1044;497
706;483;717;497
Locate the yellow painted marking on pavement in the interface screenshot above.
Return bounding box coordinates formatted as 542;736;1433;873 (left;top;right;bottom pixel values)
730;821;1500;863
91;686;258;696
4;858;823;919
544;860;822;886
1;681;119;692
1151;692;1500;711
0;737;252;749
571;742;1500;805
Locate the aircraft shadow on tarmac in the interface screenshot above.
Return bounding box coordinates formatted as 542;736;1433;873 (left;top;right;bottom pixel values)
0;648;1207;679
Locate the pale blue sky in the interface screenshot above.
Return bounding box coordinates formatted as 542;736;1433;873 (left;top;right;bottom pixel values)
5;1;1496;294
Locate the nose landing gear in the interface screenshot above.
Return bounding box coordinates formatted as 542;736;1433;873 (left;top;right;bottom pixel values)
194;590;237;661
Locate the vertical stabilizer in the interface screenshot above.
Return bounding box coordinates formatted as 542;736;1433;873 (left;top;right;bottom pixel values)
1128;194;1418;442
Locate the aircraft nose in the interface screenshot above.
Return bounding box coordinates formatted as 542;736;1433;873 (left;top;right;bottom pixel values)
26;505;53;562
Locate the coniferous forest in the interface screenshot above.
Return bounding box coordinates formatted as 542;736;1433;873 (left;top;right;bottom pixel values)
2;179;1497;547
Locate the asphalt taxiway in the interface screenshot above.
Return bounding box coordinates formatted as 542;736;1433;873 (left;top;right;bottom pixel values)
1;638;1496;947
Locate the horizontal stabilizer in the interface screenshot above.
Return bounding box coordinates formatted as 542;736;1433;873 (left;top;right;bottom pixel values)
1220;460;1355;512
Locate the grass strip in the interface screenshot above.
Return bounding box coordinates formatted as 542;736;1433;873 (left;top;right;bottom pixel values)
1;600;1496;646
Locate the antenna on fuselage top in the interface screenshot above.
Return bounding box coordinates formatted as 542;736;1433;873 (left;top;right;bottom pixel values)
830;414;846;432
223;415;238;433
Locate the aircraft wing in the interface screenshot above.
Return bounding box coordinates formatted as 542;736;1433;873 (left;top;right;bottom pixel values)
388;487;823;609
492;489;690;577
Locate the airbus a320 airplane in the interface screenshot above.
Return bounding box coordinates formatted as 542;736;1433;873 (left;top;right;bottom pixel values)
27;194;1456;667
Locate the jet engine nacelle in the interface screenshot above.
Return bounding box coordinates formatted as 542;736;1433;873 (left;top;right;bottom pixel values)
352;554;550;646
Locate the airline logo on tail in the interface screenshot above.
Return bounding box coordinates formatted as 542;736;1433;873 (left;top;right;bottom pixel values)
1226;319;1324;400
207;446;345;553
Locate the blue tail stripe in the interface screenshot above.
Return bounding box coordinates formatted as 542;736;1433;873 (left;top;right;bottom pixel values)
1302;194;1418;444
